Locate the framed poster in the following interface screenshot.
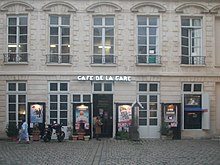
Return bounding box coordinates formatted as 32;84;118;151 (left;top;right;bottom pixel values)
117;104;132;132
29;103;45;123
75;104;89;130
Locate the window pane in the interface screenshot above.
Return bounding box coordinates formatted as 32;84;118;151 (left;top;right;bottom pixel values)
139;95;147;102
94;28;102;36
149;95;157;102
150;111;157;117
62;28;70;35
181;18;190;26
9;95;16;102
150;103;157;110
139;84;147;91
94;17;102;25
50;83;58;91
50;95;57;102
60;83;68;91
50;16;58;25
50;103;57;110
60;119;67;126
19;17;27;25
149;119;157;125
9;113;16;120
9;18;17;25
8;27;16;34
19;27;27;34
60;95;67;102
105;18;114;25
139;111;147;117
138;16;147;25
8;83;16;91
73;95;80;102
149;84;158;91
50;27;58;35
50;111;57;118
94;83;102;91
104;83;112;91
9;104;16;112
61;16;70;25
60;111;67;118
83;95;91;102
18;83;26;91
60;103;67;110
149;17;157;25
138;27;146;35
194;84;202;92
18;95;26;103
139;119;147;125
184;84;191;92
105;28;114;36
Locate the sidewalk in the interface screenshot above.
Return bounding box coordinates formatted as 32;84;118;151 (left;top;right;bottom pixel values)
0;139;219;165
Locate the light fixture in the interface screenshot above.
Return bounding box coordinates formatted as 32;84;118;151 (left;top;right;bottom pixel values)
98;46;111;49
8;45;17;47
77;104;88;110
50;45;56;48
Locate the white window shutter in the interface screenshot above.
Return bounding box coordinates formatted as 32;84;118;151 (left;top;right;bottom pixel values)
202;93;210;130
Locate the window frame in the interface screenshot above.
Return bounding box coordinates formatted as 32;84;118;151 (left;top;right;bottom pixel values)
92;16;115;64
181;17;204;65
137;82;160;126
5;15;28;63
7;81;27;125
48;81;69;126
137;15;160;64
48;15;71;64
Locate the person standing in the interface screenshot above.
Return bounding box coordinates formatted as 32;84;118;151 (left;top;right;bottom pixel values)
95;116;102;141
17;119;30;144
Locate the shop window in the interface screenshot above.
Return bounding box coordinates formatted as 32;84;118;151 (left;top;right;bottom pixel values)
72;94;91;103
182;83;210;130
7;82;27;125
48;82;69;126
93;82;113;93
138;82;159;126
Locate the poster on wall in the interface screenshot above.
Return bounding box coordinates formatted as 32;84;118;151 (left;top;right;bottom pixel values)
75;104;89;130
118;105;132;132
30;104;43;123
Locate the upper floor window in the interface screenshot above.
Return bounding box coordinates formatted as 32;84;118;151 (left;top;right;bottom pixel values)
92;16;115;64
181;17;204;65
47;15;71;64
4;16;28;63
137;16;160;64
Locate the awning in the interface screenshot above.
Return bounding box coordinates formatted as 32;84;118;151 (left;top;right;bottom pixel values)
184;107;208;112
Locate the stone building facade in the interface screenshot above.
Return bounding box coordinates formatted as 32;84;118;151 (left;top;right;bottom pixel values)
0;0;220;139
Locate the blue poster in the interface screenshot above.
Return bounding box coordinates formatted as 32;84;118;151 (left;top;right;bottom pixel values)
30;104;43;123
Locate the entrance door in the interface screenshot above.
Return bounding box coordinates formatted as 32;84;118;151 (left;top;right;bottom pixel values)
93;94;113;137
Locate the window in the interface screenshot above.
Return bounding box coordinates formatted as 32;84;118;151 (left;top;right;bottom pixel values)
72;94;91;103
92;16;115;64
48;15;71;64
183;83;203;129
48;82;69;126
93;82;113;93
5;16;28;63
181;17;204;65
7;82;27;126
138;82;159;126
137;16;160;64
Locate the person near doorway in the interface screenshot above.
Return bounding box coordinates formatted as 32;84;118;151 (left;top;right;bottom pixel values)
95;116;102;141
17;119;30;144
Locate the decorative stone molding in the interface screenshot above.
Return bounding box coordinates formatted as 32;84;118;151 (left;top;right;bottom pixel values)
210;5;220;14
42;1;77;12
175;3;209;14
86;2;122;13
130;2;166;13
0;1;34;12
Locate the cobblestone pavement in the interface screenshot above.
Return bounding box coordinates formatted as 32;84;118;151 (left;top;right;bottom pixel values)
0;139;220;165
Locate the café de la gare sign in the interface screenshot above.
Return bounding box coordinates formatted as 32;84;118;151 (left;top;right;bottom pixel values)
77;75;131;82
